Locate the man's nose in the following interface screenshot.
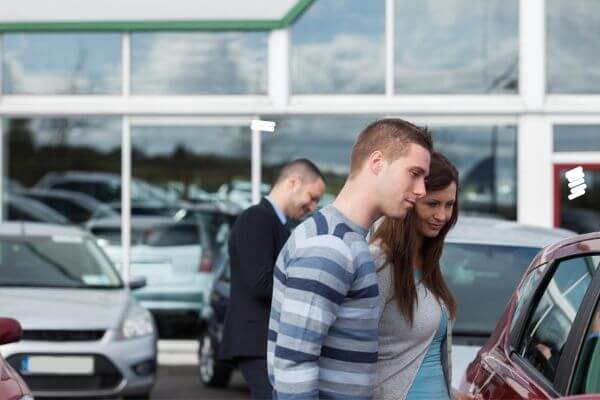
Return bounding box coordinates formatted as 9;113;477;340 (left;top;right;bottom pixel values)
414;178;426;198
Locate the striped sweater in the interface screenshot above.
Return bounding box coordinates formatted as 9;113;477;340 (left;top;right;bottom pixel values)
267;205;379;399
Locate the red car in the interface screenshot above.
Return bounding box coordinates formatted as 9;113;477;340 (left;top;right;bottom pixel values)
0;318;33;400
461;231;600;399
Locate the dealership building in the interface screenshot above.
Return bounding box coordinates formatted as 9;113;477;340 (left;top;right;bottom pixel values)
0;0;599;241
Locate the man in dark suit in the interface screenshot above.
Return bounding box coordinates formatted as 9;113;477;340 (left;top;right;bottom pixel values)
220;159;326;399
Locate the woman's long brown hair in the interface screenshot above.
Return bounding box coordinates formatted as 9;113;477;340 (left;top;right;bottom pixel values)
371;151;459;325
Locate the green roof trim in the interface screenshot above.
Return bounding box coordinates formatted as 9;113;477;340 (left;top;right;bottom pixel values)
0;0;314;32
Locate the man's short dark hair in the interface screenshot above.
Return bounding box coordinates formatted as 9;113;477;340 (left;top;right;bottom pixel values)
274;158;326;186
349;118;433;176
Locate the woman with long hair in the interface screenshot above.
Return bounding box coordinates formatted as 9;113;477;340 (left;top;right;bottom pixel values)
371;151;459;400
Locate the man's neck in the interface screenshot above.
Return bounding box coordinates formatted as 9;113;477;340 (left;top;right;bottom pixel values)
267;189;288;219
332;180;380;229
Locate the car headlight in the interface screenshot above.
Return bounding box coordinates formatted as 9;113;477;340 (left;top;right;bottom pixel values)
118;304;155;340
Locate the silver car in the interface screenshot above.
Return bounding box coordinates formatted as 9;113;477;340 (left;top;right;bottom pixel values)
0;222;157;399
442;216;575;389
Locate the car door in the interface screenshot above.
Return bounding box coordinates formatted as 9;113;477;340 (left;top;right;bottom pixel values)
471;251;600;399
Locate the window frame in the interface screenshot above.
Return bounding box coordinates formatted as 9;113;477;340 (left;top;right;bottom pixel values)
507;250;600;395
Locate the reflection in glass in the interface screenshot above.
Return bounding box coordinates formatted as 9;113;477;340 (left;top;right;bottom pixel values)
432;126;517;219
131;33;268;94
554;125;600;152
557;166;600;234
4;117;121;224
519;255;597;381
291;0;385;94
263;118;517;218
547;0;600;93
395;0;518;93
132;126;251;207
2;33;121;94
264;116;379;204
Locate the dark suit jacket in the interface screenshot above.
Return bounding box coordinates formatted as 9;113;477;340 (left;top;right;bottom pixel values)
219;198;290;359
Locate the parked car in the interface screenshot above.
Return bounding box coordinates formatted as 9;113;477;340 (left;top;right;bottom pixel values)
0;318;33;400
197;244;234;388
196;216;574;389
442;217;575;389
18;188;117;223
87;216;215;336
36;171;186;216
0;222;157;399
461;231;600;399
5;193;70;225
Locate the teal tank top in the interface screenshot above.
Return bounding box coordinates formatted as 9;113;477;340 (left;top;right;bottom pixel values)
406;270;449;400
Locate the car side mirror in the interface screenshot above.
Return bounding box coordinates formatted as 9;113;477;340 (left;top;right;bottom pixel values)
0;318;23;345
129;276;147;290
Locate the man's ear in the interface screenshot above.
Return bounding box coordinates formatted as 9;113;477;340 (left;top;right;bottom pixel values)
368;150;385;176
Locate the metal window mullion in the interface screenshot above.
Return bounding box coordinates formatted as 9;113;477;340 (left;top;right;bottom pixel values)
385;0;395;96
251;116;262;205
122;32;131;96
121;116;131;285
520;0;546;111
0;33;3;221
269;29;290;109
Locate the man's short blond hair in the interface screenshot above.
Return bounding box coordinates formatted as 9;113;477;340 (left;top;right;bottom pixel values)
349;118;433;176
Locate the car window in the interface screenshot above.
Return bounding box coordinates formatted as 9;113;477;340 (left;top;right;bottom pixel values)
571;295;600;395
0;237;122;288
441;243;541;336
90;227;145;246
510;263;549;334
518;254;600;383
144;224;200;247
53;181;119;203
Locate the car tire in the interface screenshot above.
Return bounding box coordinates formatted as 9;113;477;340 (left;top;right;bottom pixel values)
198;331;232;388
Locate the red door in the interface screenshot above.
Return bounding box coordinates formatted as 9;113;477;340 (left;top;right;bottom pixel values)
554;163;600;234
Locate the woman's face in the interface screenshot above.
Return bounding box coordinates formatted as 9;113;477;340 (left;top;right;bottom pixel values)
414;182;457;238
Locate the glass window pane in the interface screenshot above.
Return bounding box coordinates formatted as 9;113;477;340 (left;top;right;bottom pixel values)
131;32;268;94
263;118;517;219
132;125;251;207
554;126;600;152
432;126;518;220
2;33;121;95
291;0;385;94
572;293;600;394
395;0;518;94
441;243;541;336
4;117;121;224
519;255;599;382
547;0;600;93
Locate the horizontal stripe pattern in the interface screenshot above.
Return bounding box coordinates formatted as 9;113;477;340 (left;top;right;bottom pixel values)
268;205;379;399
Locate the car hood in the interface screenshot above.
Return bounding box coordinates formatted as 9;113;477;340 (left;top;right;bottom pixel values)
0;288;131;330
452;344;481;389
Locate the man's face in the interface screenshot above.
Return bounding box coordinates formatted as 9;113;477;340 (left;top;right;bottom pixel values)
287;177;326;220
377;143;430;219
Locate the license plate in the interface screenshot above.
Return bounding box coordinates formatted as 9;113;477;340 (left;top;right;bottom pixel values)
21;355;94;375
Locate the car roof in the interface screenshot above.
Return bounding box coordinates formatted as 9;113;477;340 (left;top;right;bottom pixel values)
86;216;188;230
0;222;88;238
20;188;105;207
534;230;600;265
446;216;576;248
38;171;120;183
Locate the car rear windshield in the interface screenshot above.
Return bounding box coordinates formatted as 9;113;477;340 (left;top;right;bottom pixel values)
91;223;210;248
441;243;541;337
0;236;122;289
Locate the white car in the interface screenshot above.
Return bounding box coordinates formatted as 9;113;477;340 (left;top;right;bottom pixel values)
0;222;156;399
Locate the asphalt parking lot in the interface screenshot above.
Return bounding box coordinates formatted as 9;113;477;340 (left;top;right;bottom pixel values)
152;340;249;400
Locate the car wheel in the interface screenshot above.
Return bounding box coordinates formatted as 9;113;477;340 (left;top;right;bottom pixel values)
198;331;232;388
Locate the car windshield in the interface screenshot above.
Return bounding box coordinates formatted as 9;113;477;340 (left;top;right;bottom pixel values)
441;242;541;336
0;236;122;289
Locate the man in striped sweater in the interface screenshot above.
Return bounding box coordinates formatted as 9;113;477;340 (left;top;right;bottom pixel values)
267;119;433;399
